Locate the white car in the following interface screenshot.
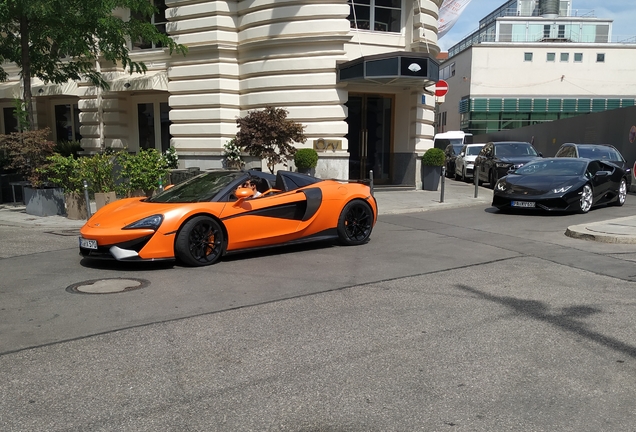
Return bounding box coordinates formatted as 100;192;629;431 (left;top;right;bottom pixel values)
454;143;485;181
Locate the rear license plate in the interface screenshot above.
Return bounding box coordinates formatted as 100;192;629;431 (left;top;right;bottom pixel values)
79;237;97;249
511;201;535;208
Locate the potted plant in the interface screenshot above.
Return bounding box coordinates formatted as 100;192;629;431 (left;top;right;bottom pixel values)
294;148;318;175
116;148;170;197
42;153;89;219
83;151;118;210
0;128;65;216
421;147;446;191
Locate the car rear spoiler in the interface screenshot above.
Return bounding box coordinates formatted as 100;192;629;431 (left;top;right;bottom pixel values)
329;177;374;197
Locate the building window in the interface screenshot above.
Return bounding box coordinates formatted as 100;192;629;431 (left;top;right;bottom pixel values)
543;25;550;38
547;52;555;62
597;53;605;63
574;53;583;62
2;107;18;134
557;25;565;38
132;0;167;50
348;0;402;33
137;101;171;152
54;104;82;142
524;52;533;62
560;52;569;62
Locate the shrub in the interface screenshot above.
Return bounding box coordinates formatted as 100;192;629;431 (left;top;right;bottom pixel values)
294;148;318;169
41;153;86;193
83;151;117;194
116;148;170;197
0;128;56;187
163;146;179;169
421;147;446;167
223;138;243;169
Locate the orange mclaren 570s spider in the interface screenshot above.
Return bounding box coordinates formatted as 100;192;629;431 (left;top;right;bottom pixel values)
79;170;378;266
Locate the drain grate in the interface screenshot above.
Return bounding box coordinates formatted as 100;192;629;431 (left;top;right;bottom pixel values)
66;278;149;294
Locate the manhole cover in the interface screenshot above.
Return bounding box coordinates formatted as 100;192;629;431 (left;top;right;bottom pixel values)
66;278;149;294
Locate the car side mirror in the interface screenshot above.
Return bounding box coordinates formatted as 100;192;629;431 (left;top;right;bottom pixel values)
163;184;175;191
460;152;465;157
538;152;543;157
233;187;255;205
595;170;610;177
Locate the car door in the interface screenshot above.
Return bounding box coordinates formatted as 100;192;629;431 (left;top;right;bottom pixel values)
586;160;613;203
219;189;318;251
475;143;493;182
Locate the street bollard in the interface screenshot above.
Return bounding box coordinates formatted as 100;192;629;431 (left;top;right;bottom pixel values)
83;179;92;219
474;164;479;198
440;166;445;203
369;170;374;197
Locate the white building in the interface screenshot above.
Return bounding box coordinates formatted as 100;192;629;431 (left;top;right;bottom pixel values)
0;0;447;187
437;0;636;136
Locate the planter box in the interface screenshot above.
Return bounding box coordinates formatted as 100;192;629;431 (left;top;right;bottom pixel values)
65;192;88;220
24;187;65;216
95;191;117;210
422;166;442;191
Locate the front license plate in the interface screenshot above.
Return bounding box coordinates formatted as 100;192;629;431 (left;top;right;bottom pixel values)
511;201;535;208
79;237;97;249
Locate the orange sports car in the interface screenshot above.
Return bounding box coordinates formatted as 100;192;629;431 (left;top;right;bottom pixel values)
79;170;378;266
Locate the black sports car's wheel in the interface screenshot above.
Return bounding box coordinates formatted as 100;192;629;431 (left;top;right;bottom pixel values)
175;216;225;266
337;200;374;246
577;184;593;214
613;178;627;207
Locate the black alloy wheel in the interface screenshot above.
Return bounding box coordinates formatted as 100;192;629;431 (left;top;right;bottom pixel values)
337;200;374;246
175;215;225;266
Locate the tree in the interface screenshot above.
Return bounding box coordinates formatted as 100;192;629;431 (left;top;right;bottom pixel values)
0;0;187;130
235;107;306;174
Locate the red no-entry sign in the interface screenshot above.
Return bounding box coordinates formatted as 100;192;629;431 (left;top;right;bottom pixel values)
435;79;449;97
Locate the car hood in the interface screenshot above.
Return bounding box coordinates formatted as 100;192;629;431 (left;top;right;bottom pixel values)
501;174;583;194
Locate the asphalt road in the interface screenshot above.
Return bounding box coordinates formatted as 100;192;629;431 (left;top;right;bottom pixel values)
2;199;636;431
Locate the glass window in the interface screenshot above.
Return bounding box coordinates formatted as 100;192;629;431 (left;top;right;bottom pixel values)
54;104;82;142
137;102;172;151
543;25;550;38
348;0;401;33
138;103;155;150
560;52;569;62
597;53;605;63
132;0;167;50
546;52;555;62
3;107;18;133
558;25;565;38
574;53;583;62
524;52;533;62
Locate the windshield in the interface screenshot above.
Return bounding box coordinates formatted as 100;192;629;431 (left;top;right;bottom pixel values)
577;145;624;162
514;159;586;176
494;143;538;157
466;146;483;156
435;138;464;148
148;171;244;203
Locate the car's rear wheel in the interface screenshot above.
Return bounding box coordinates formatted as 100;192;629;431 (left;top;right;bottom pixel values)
613;178;627;206
577;184;593;214
337;200;374;245
175;215;225;266
461;167;467;182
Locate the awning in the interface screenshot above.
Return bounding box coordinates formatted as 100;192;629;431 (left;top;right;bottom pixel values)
32;79;78;97
338;51;439;88
0;81;21;99
107;70;168;92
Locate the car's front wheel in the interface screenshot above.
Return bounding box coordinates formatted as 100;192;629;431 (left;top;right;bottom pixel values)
577;184;593;214
175;215;225;266
612;178;627;206
337;200;374;245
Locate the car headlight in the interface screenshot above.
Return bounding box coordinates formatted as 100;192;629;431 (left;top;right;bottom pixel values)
553;186;572;194
495;181;507;191
496;162;511;168
123;214;164;230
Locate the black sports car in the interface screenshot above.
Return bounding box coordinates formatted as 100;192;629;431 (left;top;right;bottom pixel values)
492;158;628;213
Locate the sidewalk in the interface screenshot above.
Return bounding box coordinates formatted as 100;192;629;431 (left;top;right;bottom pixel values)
1;180;636;243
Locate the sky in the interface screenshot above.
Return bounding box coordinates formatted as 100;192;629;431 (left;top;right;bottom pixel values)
438;0;636;51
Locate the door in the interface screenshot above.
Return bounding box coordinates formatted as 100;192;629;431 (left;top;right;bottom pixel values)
346;94;393;183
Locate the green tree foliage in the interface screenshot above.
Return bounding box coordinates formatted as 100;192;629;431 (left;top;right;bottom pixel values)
116;148;170;196
0;0;188;128
421;147;446;166
235;107;306;174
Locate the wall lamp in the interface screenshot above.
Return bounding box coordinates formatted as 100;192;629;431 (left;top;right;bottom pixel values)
123;82;131;88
